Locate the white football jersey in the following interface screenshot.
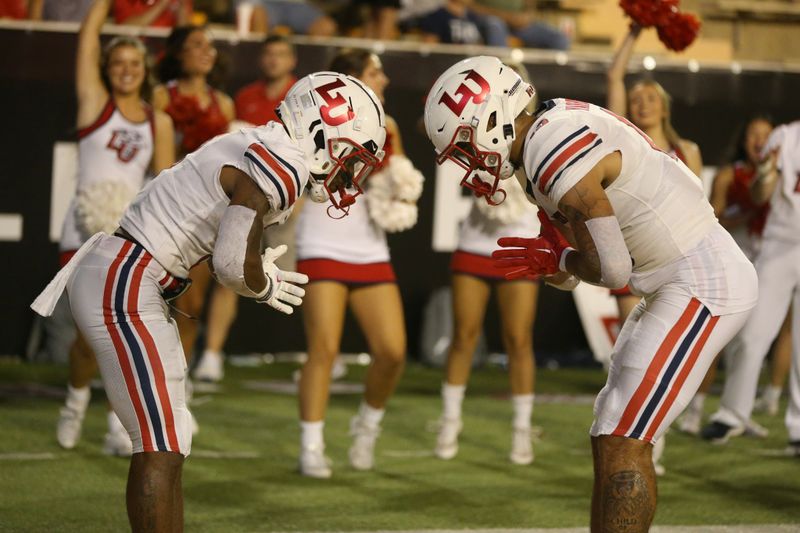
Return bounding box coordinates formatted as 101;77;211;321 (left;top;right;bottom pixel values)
761;121;800;244
522;99;716;272
296;195;390;264
60;100;154;251
120;122;308;278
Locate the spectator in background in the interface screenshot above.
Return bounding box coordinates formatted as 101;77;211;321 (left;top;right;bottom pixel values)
240;0;336;36
153;25;236;383
0;0;29;18
234;35;296;125
354;0;400;40
420;0;485;44
114;0;192;27
471;0;569;50
32;0;93;21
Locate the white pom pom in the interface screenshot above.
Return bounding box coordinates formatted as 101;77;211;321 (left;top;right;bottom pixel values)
474;177;534;225
228;120;254;133
365;155;425;233
75;180;138;235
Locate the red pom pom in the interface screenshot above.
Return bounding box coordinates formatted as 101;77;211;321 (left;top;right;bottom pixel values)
619;0;678;28
657;11;701;52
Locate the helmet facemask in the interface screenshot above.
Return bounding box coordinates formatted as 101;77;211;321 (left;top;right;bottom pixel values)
425;56;535;206
309;137;384;216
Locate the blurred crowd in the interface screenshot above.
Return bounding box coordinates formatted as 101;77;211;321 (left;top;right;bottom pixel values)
0;0;570;50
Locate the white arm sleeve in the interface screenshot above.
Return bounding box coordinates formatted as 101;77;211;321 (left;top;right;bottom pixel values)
212;205;269;299
585;216;631;289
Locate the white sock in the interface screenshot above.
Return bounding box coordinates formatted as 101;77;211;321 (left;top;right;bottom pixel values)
512;394;535;429
107;410;125;433
442;383;466;420
65;385;90;414
689;392;706;412
358;402;385;428
300;420;325;450
763;385;782;403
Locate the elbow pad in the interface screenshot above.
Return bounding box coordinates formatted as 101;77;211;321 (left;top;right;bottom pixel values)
212;205;267;299
585;216;632;289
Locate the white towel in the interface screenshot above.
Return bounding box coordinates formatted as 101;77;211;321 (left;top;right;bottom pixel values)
31;232;105;317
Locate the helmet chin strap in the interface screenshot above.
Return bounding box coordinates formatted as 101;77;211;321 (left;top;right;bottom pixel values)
470;175;507;206
325;187;355;219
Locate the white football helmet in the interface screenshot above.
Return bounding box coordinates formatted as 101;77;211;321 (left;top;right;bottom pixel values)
424;56;535;205
277;71;386;211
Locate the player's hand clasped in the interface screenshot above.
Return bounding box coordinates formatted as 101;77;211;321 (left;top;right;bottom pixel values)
256;245;309;314
492;210;575;281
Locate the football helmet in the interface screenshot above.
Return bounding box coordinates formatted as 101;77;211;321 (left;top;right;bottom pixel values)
424;56;535;205
277;71;386;211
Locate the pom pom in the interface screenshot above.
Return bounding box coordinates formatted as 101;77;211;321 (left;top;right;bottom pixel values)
365;155;425;233
657;11;701;52
619;0;677;28
75;180;138;236
474;177;535;226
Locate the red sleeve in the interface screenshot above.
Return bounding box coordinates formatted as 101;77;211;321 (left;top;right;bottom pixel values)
112;0;136;24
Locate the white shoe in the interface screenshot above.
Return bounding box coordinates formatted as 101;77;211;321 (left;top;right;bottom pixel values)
434;417;462;460
743;418;769;438
299;444;332;479
56;407;85;449
754;395;780;416
510;426;534;465
103;427;133;457
678;407;702;436
349;415;380;471
194;351;224;382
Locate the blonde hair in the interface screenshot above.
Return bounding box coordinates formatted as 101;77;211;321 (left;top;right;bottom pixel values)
101;36;153;101
628;79;681;149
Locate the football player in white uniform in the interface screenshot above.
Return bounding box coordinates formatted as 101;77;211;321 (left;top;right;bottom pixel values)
32;72;386;531
703;120;800;453
424;56;757;532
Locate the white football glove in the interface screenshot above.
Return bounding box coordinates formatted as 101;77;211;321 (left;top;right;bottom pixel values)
255;245;309;314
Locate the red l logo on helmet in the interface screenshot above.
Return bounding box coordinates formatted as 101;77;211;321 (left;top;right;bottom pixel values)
439;70;490;117
316;79;355;126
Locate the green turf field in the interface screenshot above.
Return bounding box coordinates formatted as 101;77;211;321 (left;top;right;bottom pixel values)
0;359;798;532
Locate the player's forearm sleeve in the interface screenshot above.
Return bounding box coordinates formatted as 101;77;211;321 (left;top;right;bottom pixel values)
585;216;631;289
212;205;267;299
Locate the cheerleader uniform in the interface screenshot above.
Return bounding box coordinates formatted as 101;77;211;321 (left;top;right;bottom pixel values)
60;98;154;265
295;133;397;285
451;193;540;281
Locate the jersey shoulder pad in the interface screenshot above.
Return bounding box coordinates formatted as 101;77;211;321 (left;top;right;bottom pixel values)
524;113;606;204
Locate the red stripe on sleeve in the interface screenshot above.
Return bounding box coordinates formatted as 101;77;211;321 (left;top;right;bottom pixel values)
250;143;296;205
538;132;598;193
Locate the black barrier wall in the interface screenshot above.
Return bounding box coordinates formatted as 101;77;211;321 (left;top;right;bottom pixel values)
3;25;800;359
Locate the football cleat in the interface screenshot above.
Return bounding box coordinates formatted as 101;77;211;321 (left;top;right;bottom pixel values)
753;394;780;416
700;421;745;444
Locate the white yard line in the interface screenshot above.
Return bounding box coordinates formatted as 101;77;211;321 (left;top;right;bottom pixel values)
279;526;798;533
0;452;56;460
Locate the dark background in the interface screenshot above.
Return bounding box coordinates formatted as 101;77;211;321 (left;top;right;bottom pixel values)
3;27;800;360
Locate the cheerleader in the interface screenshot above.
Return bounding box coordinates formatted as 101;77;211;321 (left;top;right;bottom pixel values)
295;49;423;478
